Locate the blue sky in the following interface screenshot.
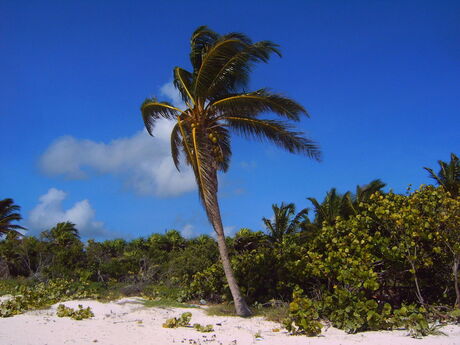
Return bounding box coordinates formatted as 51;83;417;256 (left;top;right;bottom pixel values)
1;0;458;240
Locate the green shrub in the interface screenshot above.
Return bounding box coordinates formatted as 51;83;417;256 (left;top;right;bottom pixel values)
391;304;439;338
283;288;322;336
186;263;226;302
0;279;99;317
162;312;192;328
319;288;393;333
162;312;214;333
193;323;214;332
56;304;94;320
283;288;438;338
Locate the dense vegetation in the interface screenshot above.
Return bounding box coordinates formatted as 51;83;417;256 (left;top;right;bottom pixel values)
0;153;459;337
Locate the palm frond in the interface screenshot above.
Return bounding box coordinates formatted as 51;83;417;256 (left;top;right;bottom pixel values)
424;153;459;197
0;198;26;235
222;116;321;160
170;123;182;171
308;188;350;225
190;26;220;72
358;179;386;201
211;89;308;121
288;207;309;234
263;202;307;242
340;191;355;218
307;197;321;212
141;98;181;135
173;67;195;105
424;167;444;186
193;38;249;98
206;41;281;98
220;32;253;45
262;217;275;235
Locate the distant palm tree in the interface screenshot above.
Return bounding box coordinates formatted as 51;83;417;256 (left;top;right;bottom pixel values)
0;198;26;237
308;180;386;226
263;202;309;243
347;179;386;215
424;153;459;198
42;222;80;247
308;188;350;226
141;26;320;316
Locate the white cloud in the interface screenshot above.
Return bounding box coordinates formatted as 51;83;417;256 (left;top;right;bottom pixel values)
224;225;237;237
210;225;237;239
39;82;196;198
160;81;186;109
28;188;112;239
180;224;195;239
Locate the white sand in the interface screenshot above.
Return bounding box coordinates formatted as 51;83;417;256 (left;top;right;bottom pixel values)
1;297;459;345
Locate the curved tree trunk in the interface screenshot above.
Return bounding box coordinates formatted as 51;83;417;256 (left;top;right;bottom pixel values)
453;256;460;308
208;192;252;317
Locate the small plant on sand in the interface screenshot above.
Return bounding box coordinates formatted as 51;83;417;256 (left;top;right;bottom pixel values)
163;312;214;333
193;323;214;332
162;312;192;328
56;304;94;320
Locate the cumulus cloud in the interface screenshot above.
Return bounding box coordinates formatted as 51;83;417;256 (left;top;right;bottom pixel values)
28;188;112;239
160;82;185;109
180;224;195;239
210;225;237;239
39;82;196;197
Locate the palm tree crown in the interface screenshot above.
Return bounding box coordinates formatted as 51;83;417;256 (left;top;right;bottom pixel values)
142;26;320;218
0;198;26;237
141;26;320;316
42;222;80;247
424;153;459;198
308;179;386;226
263;202;309;243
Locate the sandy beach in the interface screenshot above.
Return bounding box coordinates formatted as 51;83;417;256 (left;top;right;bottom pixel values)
0;297;459;345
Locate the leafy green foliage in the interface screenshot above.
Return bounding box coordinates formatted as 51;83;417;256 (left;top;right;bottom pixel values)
448;308;460;322
0;279;98;317
162;312;192;328
56;304;94;320
391;304;435;338
162;312;214;332
283;288;322;336
424;152;459;198
262;203;308;243
1;179;459;337
193;323;214;332
284;289;439;338
0;198;26;237
319;289;392;333
186;263;226;302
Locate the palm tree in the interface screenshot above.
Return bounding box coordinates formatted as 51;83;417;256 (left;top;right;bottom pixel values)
262;202;309;243
42;222;80;246
0;198;26;237
346;179;386;215
141;26;320;316
424;153;459;198
308;188;350;226
308;180;386;226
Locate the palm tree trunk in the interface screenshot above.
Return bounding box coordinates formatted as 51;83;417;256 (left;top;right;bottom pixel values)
208;191;252;317
453;255;460;308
